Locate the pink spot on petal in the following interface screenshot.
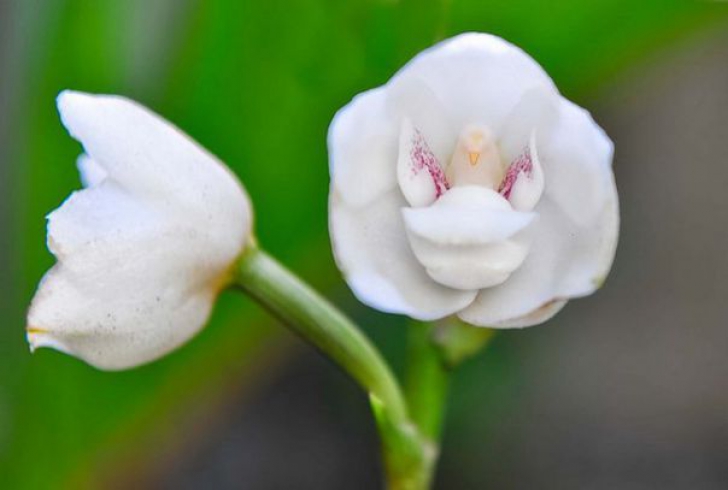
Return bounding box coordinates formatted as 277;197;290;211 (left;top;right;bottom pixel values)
499;146;532;200
410;129;450;198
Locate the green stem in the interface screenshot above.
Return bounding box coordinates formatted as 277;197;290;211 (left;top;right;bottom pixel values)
403;322;449;488
404;319;497;486
405;322;450;442
232;244;430;489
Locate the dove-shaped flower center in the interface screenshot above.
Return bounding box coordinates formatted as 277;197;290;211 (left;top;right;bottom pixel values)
397;118;544;291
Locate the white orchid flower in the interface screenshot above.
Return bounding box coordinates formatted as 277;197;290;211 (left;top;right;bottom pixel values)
328;33;619;328
27;91;252;369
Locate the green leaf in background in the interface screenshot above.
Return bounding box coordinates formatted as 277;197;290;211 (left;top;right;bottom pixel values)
1;0;725;488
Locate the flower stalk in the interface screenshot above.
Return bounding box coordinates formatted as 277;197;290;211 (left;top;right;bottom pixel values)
232;244;432;488
404;319;497;486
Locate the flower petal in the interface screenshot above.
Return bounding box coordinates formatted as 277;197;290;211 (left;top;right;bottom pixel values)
387;77;458;164
402;186;534;245
328;87;399;208
402;186;533;290
540;97;616;227
389;33;558;133
397;118;449;207
57;90;250;240
76;154;107;187
405;236;529;290
499;132;545;212
489;299;567;329
459;190;617;328
28;182;225;369
330;189;476;320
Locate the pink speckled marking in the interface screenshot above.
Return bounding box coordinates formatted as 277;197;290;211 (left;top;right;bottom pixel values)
410;129;450;198
499;146;532;199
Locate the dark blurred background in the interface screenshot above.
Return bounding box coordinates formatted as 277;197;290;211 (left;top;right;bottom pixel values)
1;1;727;489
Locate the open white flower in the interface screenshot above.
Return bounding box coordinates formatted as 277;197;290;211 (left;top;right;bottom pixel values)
328;33;619;328
27;91;252;369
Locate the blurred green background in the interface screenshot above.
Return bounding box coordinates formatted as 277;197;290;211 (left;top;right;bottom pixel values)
2;1;727;488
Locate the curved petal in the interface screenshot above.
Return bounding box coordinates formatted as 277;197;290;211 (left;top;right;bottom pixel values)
402;187;533;290
57;90;250;250
458;189;618;328
496;85;559;162
539;97;616;227
76;154;107;187
397;118;449;207
489;299;568;329
405;236;529;290
387;77;458;164
500;132;545;212
27;182;230;369
402;186;534;245
329;188;476;320
389;33;558;133
328;87;400;208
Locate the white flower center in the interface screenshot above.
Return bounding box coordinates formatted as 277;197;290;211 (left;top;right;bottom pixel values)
446;125;506;190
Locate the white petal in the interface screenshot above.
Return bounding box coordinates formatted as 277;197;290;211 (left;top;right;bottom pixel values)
402;186;534;245
389;33;558;133
402;186;533;290
459;189;618;328
397;118;449;207
57;91;249;234
329;189;476;320
406;236;529;290
496;85;559;162
27;91;252;369
489;299;567;329
539;97;616;227
76;154;107;187
500;132;545;212
328;87;399;208
387;78;458;164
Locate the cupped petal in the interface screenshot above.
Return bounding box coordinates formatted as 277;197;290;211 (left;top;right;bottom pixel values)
328;87;400;208
27;264;216;370
388;33;558;133
329;188;477;320
499;132;545;212
27;182;231;369
397;118;449;207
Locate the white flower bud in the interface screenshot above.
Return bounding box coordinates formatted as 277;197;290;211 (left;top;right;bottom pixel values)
27;91;252;369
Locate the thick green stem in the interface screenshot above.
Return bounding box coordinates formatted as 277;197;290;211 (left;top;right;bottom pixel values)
232;244;431;489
